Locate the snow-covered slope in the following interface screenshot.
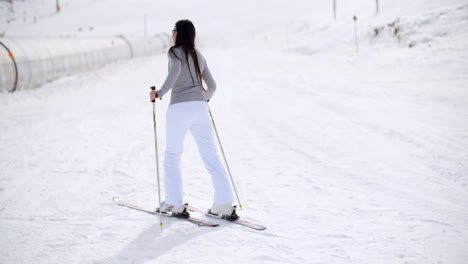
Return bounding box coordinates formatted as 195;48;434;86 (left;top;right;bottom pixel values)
1;0;467;263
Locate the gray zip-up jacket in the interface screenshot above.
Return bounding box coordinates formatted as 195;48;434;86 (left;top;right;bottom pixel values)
157;46;216;105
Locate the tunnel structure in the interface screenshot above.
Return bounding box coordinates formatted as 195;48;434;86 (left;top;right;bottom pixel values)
0;34;171;93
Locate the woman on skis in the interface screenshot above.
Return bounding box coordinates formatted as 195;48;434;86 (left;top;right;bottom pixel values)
149;19;236;219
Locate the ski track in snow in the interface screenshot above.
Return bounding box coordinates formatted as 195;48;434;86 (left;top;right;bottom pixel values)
1;0;468;263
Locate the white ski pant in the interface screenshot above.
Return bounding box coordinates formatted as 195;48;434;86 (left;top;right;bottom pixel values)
164;101;234;206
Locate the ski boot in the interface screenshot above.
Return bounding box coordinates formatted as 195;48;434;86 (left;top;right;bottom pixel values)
208;203;240;221
156;202;190;218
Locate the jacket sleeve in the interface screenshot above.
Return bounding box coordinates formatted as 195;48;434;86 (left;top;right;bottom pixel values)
157;51;182;98
202;58;217;100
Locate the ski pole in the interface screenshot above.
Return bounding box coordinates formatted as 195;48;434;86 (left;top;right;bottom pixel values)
150;86;163;231
208;105;243;209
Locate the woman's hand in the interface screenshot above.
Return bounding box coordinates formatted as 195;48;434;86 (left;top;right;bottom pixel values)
149;90;158;101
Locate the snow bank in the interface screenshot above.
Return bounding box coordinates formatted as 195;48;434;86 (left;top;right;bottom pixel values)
369;4;468;48
284;1;468;55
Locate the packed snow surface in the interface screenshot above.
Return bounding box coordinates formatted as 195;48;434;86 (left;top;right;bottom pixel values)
1;0;468;263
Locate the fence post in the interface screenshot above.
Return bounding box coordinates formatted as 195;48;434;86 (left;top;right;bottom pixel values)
333;0;337;20
353;16;359;56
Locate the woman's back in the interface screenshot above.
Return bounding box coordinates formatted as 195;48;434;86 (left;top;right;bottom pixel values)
158;46;216;105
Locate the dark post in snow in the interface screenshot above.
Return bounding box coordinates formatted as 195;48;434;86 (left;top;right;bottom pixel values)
144;14;147;37
333;0;336;20
376;0;379;14
7;0;13;13
56;0;60;12
353;16;359;56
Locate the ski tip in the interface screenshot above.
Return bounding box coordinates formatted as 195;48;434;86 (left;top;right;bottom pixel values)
113;197;121;202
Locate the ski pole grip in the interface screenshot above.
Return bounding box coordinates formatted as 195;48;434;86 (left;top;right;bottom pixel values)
150;86;156;102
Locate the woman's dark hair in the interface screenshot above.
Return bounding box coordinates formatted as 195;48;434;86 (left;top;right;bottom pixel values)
170;19;204;89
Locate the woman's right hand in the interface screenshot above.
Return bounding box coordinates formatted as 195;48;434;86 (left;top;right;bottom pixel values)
149;90;158;101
